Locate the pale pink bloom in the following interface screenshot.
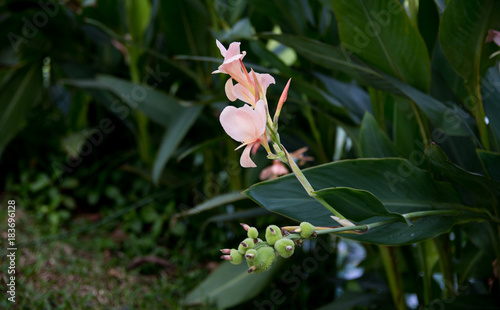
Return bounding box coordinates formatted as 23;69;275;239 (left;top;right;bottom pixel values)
226;70;275;107
260;160;289;180
212;40;253;92
220;100;267;168
486;30;500;46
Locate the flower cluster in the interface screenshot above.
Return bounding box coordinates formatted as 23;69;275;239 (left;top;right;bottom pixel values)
221;222;316;273
213;40;291;168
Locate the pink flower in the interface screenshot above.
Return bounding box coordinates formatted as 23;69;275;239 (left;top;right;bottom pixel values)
486;29;500;46
259;160;289;180
226;70;275;107
220;100;267;168
213;40;253;92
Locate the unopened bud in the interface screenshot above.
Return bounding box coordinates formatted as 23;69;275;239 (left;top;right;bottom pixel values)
265;225;283;245
230;249;243;265
221;255;231;260
240;223;250;231
220;249;231;254
245;249;257;260
274;238;295;258
299;222;316;238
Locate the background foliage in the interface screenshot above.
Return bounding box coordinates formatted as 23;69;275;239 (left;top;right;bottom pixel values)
0;0;499;309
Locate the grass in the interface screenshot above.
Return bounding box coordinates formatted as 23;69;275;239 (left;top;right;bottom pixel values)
0;207;208;309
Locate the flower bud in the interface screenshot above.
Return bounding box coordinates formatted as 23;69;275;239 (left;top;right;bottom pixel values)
238;238;255;254
240;223;250;231
230;249;243;265
274;238;295;258
247;246;276;273
247;227;259;239
245;249;257;261
220;249;231;254
265;225;283;245
299;222;316;238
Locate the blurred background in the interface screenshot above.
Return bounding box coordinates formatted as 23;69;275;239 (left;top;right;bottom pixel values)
1;0;499;309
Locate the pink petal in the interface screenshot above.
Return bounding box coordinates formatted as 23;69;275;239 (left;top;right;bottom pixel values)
225;78;237;101
216;40;227;57
220;105;260;142
240;144;257;168
232;83;255;105
225;42;242;60
485;30;500;45
255;73;275;96
251;100;268;137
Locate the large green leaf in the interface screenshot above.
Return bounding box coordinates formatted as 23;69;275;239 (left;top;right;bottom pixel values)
424;143;500;211
439;0;500;85
152;105;202;184
183;261;280;309
332;0;431;92
263;33;473;136
0;64;42;159
359;112;400;158
477;150;500;181
243;158;477;245
64;74;182;126
313;187;408;224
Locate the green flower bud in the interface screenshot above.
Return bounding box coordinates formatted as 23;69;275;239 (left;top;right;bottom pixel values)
274;238;295;258
248;246;275;273
245;249;257;261
247;227;259;239
265;225;283;246
238;238;255;254
299;222;316;238
230;249;243;265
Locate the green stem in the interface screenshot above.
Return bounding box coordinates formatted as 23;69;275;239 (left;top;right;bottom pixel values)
473;84;491;151
416;241;433;306
314;210;464;235
410;101;429;145
379;246;407;310
433;235;455;299
281;146;349;222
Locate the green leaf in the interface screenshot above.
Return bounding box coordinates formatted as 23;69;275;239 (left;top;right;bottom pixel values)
152;105;202;184
175;192;247;218
332;0;431;92
477;150;500;181
183;261;280;309
359;112;400;158
424;143;500;210
483;67;500;150
263;33;473;136
0;64;42;159
313;187;408;224
243;158;472;245
64;75;183;126
439;0;500;85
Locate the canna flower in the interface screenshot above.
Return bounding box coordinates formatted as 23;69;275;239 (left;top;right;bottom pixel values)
220;100;267;168
213;40;254;94
485;29;500;46
226;70;275;107
259;160;289;180
213;40;275;107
